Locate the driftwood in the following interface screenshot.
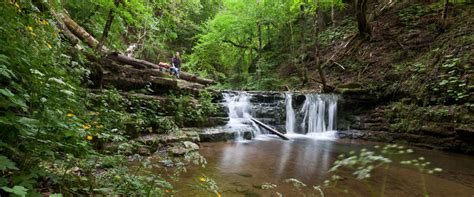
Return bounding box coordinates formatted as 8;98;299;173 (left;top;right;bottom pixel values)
250;118;290;140
60;14;215;85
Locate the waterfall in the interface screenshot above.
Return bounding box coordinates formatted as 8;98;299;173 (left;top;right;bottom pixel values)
298;94;338;134
223;92;253;140
222;92;338;140
285;93;295;134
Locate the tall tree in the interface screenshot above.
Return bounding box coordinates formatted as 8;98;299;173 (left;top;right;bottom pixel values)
354;0;371;37
313;0;328;91
300;0;309;86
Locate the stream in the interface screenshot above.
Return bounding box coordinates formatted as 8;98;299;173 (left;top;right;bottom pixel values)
174;136;474;196
170;92;474;196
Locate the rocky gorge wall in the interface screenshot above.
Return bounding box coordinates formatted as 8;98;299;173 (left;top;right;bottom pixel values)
337;91;474;154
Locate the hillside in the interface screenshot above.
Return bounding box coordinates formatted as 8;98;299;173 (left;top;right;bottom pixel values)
309;2;473;152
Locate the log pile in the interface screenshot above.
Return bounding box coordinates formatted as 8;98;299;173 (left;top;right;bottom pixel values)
59;13;215;92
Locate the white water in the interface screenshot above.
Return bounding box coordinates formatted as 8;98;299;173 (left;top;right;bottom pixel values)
285;93;296;134
223;92;338;140
299;94;338;134
223;92;253;140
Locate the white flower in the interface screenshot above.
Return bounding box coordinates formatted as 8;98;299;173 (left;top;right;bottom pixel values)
60;89;74;96
30;69;45;77
48;77;66;85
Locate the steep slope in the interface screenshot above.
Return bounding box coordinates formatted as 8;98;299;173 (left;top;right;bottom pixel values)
314;2;473;153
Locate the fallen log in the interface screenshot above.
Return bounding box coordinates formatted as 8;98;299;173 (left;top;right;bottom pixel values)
103;75;204;95
60;14;215;85
250;118;290;140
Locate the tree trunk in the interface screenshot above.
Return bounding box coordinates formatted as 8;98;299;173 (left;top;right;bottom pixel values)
61;13;109;52
355;0;371;37
250;118;290;140
442;0;449;20
300;1;308;86
60;14;215;85
98;9;115;50
331;0;336;27
314;0;328;92
254;0;262;74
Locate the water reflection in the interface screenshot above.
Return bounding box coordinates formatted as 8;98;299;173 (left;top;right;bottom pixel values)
216;137;336;183
174;137;474;196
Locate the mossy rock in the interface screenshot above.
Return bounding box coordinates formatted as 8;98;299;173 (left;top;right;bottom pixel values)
337;82;364;89
336;83;370;94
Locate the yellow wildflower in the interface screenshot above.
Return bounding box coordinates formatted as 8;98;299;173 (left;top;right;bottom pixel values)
26;26;33;31
216;192;221;197
83;124;91;129
41;20;49;25
199;177;206;182
47;43;52;49
66;113;75;117
86;135;93;141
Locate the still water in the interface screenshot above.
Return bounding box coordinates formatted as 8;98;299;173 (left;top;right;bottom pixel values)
171;135;474;197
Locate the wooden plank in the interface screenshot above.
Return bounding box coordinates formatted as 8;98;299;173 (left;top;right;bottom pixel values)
250;118;290;140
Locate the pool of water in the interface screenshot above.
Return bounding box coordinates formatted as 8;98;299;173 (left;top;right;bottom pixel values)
167;135;474;196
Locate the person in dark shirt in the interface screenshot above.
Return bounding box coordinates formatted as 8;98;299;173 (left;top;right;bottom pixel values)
170;52;181;78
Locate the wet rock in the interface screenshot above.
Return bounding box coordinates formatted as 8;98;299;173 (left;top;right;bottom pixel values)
211;104;229;117
294;94;307;106
249;92;285;103
168;141;200;156
456;127;474;140
420;124;456;137
199;128;252;142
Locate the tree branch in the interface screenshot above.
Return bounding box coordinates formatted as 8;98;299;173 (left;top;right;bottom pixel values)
222;40;258;51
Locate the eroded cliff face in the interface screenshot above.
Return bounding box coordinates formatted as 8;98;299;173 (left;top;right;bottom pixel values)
337;91;474;154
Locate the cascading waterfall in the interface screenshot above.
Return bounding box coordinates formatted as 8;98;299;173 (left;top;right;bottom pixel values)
298;94;338;134
285;93;296;134
223;92;338;140
223;92;253;140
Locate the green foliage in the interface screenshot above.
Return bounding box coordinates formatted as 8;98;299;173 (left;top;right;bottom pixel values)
1;185;28;196
86;89;182;138
0;1;193;195
187;0;347;89
318;19;357;47
0;1;93;193
431;58;470;103
0;155;18;171
398;3;440;26
193;175;220;195
385;101;472;134
168;90;217;126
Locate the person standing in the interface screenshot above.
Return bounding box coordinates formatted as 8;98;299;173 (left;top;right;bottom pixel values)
171;52;181;78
